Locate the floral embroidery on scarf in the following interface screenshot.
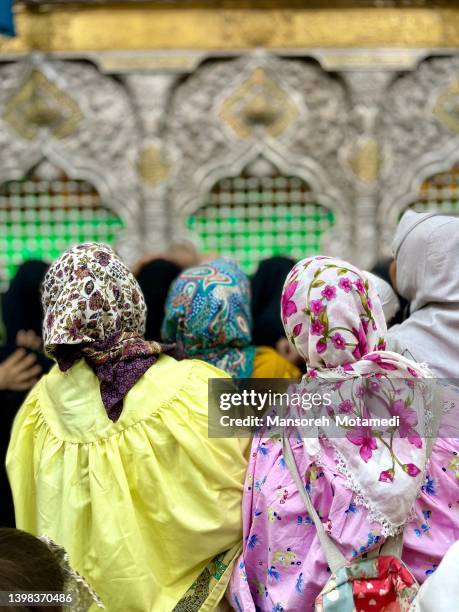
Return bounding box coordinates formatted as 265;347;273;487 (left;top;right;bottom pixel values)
42;243;170;421
42;243;147;351
281;258;386;368
281;257;429;534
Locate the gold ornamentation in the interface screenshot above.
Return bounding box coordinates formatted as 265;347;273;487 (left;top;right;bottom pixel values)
1;7;459;53
219;68;298;139
137;146;170;186
433;80;459;134
318;50;422;71
347;139;381;183
3;70;82;140
99;54;200;72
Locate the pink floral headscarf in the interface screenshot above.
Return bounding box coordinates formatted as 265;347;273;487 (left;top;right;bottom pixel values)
281;256;432;535
281;256;387;369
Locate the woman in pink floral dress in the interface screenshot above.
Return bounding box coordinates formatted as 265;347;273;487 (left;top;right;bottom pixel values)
229;256;459;611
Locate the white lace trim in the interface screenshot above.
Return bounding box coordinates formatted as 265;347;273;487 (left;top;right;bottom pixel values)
332;447;402;537
297;373;439;540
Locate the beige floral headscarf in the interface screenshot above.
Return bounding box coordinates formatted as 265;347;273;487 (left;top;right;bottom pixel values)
41;243;167;421
42;243;146;350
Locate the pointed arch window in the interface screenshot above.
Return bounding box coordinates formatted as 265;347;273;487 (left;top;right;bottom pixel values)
0;160;124;289
409;163;459;215
186;157;335;273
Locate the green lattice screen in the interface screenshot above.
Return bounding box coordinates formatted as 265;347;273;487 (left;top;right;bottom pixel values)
410;163;459;214
0;164;124;290
186;174;335;273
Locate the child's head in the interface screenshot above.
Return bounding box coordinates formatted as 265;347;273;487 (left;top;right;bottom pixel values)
0;528;64;612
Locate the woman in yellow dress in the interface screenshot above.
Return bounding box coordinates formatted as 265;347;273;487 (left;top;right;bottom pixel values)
7;243;248;612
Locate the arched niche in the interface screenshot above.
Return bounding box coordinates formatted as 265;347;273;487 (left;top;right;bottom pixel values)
0;56;142;265
410;162;459;216
378;140;459;253
0;159;125;289
377;55;459;254
164;53;352;260
184;155;338;273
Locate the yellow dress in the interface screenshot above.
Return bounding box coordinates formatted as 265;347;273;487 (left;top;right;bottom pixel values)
7;355;249;612
252;346;302;379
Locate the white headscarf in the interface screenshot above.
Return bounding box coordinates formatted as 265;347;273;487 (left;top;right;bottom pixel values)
387;210;459;379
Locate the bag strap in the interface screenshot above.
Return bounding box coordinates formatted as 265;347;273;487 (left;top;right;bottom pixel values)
425;381;443;459
378;532;404;558
282;435;347;574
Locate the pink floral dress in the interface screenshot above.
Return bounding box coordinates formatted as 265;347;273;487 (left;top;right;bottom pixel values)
229;434;459;611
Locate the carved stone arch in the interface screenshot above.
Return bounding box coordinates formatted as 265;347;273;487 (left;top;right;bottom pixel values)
0;56;143;262
0;146;128;223
165;52;352;257
380;139;459;229
377;55;459;254
176;139;346;217
175;143;349;260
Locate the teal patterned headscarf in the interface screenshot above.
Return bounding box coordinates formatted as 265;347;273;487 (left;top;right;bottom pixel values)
161;258;256;377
